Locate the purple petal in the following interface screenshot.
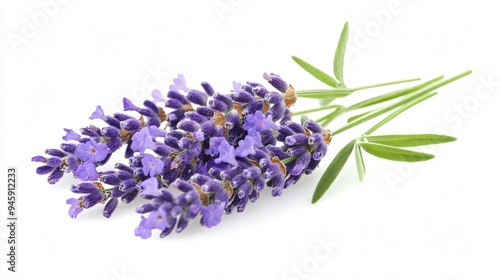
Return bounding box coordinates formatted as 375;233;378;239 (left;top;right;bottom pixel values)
123;97;140;111
135;216;153;239
140;177;162;197
89;105;106;121
151;89;166;103
201;203;225;228
73;162;99;181
214;140;237;166
62;128;81;141
141;154;164;176
66;198;83;219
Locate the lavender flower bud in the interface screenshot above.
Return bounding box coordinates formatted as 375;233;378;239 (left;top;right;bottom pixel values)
286;146;307;156
113;113;133;121
47;168;64;184
237;182;252;199
242;100;263;116
209;99;228;112
268;102;286;121
285;134;309;146
115;162;134;173
303;119;323;133
308;133;324;146
201;180;223;193
313;143;327;161
46;157;62;167
243;166;261;179
187;89;208;105
100;174;120;186
213;93;233;110
263;73;288;93
230;90;254;103
136;203;156;214
115;170;133;181
121;189;139;203
167;90;189;104
185;111;207;124
201;81;215;96
196;106;215;117
265;92;283;104
289;152;311;176
45;149;66;157
177;119;200;133
71;182;100;193
143;100;159;114
165;98;183;109
119;179;137;192
106;137;122;153
82;191;104;208
231;174;246;188
286;121;306;134
103;198;118;218
120;118;141;131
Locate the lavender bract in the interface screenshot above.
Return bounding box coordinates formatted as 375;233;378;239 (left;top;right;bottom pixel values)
32;72;330;238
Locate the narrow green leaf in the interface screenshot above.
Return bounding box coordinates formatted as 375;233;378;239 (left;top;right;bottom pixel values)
330;70;473;137
320;98;336;106
354;144;365;182
296;89;353;99
334;22;349;87
321;76;419;106
365;134;457;147
312;140;355;204
292;56;340;88
293;104;344;116
347;109;375;123
359;142;435;162
363;91;437;135
346;76;444;111
318;108;344;127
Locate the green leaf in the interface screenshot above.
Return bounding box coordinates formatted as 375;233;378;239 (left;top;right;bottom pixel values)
363;91;437;135
358;142;435;162
365;134;457;147
334;21;349;87
296;89;353;99
320;109;344;127
330;70;473;137
292;56;340;88
346;76;443;111
320;98;336;106
347;109;374;123
293;104;344;116
312;140;355;204
354;144;365;182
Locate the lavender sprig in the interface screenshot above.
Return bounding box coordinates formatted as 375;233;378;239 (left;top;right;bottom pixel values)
32;21;471;238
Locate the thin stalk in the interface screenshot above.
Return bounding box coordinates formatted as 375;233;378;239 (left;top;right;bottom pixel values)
293;104;344;116
296;77;420;99
364;91;437;135
346;76;444;112
329;70;472;137
350;77;420;91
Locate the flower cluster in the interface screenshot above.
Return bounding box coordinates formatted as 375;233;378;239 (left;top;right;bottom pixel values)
33;73;330;238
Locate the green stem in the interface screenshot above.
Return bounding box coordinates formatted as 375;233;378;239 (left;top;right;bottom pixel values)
296;77;420;99
364;91;437;135
350;77;420;91
293;104;344;115
329;70;472;137
281;156;297;164
318;108;346;127
346;76;444;112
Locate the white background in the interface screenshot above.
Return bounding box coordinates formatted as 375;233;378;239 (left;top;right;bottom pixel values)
1;0;499;279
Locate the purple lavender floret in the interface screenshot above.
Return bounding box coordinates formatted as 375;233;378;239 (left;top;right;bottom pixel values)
33;72;330;238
